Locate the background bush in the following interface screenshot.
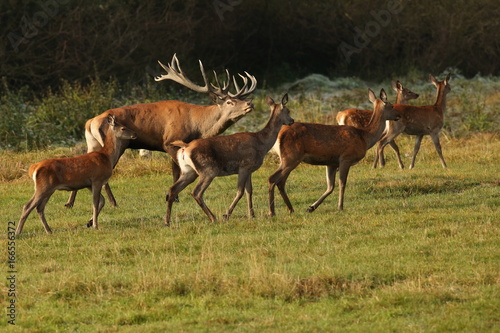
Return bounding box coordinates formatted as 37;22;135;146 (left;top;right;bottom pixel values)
1;0;499;150
2;0;499;90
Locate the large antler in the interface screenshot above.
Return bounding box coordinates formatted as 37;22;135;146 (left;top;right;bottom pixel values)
155;54;257;99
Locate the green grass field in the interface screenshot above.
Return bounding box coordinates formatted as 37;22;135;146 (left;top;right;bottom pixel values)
1;132;499;332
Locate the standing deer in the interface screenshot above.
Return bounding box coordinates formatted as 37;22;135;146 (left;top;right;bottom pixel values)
375;74;451;169
336;81;419;169
268;89;399;216
66;54;256;208
165;94;294;225
16;115;137;235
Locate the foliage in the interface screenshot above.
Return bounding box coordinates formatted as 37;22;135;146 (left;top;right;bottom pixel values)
1;71;499;150
1;0;500;90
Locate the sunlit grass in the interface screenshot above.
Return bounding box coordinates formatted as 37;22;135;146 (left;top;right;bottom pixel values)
1;133;499;331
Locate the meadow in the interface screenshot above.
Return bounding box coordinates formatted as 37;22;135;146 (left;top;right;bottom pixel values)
1;73;499;331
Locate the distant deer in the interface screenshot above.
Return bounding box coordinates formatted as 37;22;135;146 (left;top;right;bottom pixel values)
16;115;136;235
66;54;256;209
165;94;294;225
268;89;399;216
336;81;419;169
375;74;451;169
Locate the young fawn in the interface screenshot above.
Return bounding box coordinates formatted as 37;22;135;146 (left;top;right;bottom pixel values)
336;81;419;169
268;89;399;216
16;115;136;235
375;74;451;169
165;94;294;225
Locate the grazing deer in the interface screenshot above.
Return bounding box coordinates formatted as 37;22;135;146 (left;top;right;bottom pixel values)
66;54;256;209
268;89;399;216
165;94;294;225
375;74;451;169
16;115;137;235
336;81;419;169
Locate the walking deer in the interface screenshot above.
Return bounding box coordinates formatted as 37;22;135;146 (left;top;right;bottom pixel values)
66;54;256;209
336;81;419;169
165;94;294;225
375;74;451;169
268;89;399;216
16;115;136;235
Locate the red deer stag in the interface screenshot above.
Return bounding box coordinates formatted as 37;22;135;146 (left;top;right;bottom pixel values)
268;89;399;216
16;115;137;235
375;74;451;169
336;81;419;169
165;94;294;225
66;54;256;208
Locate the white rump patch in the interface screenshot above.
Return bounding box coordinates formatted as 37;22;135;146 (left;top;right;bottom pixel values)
177;148;198;174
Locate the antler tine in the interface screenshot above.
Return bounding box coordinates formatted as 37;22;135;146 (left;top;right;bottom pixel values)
228;72;257;98
155;55;256;99
154;54;209;94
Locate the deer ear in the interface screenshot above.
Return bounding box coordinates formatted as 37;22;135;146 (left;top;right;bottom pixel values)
391;81;398;91
429;74;438;87
380;89;388;102
281;93;288;106
368;89;376;103
266;96;275;106
445;73;451;83
107;115;116;126
211;93;225;105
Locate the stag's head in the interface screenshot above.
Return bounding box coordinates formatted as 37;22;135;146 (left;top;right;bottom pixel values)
155;54;256;122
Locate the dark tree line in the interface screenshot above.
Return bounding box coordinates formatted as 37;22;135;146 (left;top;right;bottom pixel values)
2;0;499;91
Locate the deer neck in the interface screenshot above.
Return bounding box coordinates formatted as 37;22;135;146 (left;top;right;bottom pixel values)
395;92;404;104
101;133;126;166
434;85;448;114
198;105;236;138
256;111;285;151
362;105;386;149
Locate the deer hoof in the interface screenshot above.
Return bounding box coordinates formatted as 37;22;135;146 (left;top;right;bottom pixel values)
65;203;73;209
87;220;93;228
222;214;230;220
306;206;316;213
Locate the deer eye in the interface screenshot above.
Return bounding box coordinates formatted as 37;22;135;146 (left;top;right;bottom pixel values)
226;100;233;105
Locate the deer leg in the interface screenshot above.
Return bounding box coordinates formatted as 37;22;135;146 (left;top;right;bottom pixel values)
308;165;337;212
171;160;181;202
268;163;298;216
388;140;405;169
65;190;77;208
430;132;447;168
409;135;424;169
337;163;351;211
224;172;252;220
36;194;54;234
16;193;49;235
245;175;255;218
103;183;117;207
192;176;216;223
165;169;198;226
88;185;105;230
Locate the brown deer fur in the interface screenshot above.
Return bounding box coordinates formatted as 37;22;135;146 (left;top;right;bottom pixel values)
165;94;294;225
375;74;451;169
66;55;255;209
16;115;136;235
336;81;419;169
268;89;399;216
